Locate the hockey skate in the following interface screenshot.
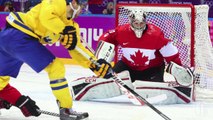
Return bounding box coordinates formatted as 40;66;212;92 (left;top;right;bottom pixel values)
59;108;89;120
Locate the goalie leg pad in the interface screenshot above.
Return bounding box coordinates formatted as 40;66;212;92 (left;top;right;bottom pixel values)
133;80;193;104
70;71;133;101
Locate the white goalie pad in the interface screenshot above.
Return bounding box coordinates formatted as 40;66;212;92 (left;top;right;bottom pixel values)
95;41;115;62
70;71;133;101
133;80;194;105
166;62;194;87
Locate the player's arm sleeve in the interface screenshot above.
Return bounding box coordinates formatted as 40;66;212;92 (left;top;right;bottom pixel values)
39;0;66;34
68;22;95;68
158;32;182;65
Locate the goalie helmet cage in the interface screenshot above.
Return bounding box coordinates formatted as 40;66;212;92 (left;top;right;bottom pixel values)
115;4;213;101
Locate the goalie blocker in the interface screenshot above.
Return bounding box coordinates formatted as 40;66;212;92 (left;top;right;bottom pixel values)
69;70;194;105
95;40;115;62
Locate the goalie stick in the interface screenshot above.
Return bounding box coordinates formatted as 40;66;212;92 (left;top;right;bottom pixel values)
75;46;171;120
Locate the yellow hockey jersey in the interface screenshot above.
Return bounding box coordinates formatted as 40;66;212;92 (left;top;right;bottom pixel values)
6;0;94;67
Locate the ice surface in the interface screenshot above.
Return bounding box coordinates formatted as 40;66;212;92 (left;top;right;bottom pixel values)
0;64;213;120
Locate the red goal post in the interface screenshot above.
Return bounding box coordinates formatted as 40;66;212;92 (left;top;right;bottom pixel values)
115;3;213;100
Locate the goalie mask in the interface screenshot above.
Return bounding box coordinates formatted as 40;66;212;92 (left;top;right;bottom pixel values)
128;9;146;38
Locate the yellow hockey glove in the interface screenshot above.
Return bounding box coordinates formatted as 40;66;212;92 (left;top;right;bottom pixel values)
60;26;77;50
89;59;112;79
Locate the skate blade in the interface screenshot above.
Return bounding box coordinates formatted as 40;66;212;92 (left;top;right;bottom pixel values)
76;117;89;120
69;113;89;120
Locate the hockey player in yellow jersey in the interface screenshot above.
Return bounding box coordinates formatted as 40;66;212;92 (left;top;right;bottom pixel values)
0;0;112;119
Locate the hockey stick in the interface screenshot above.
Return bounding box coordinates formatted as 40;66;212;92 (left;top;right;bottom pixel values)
38;109;77;120
75;46;171;120
80;36;95;54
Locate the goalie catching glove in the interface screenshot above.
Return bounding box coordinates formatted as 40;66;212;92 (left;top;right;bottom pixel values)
166;62;194;86
60;26;77;50
89;59;112;79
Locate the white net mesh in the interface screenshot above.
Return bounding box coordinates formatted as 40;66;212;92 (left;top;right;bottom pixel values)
116;4;213;100
194;5;213;100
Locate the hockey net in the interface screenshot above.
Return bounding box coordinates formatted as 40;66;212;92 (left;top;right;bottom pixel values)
115;4;213;101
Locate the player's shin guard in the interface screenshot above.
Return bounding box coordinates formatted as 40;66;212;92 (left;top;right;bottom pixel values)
50;79;89;120
50;78;73;108
45;58;73;108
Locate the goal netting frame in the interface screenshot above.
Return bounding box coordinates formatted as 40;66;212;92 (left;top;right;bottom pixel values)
115;3;213;101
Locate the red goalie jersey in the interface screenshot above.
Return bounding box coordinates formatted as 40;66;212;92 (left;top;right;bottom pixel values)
98;23;182;71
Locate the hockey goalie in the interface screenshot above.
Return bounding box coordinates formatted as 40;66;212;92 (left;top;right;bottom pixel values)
69;9;195;105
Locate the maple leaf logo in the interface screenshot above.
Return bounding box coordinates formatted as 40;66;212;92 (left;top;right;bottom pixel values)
130;50;149;66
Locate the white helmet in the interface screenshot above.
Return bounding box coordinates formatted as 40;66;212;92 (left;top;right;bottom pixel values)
128;9;146;38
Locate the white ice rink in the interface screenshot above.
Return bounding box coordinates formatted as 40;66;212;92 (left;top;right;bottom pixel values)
0;64;213;120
